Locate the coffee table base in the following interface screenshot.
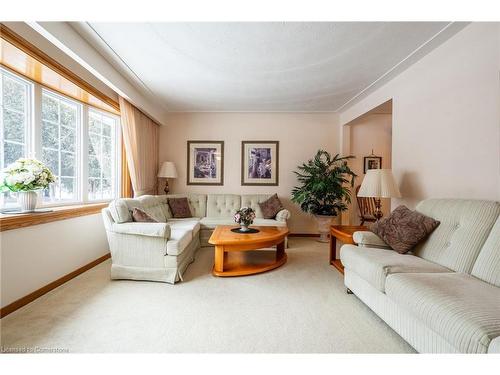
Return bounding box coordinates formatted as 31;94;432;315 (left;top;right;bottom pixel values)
212;242;287;277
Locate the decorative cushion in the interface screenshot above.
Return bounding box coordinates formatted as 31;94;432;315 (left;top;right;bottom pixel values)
131;208;157;222
258;194;284;219
369;205;440;254
168;197;192;218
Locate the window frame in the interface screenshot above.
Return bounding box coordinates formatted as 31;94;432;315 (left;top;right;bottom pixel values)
85;107;122;204
0;67;122;210
39;87;83;207
0;67;34;208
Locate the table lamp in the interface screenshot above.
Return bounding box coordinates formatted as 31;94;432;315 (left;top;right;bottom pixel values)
357;169;401;220
157;161;178;194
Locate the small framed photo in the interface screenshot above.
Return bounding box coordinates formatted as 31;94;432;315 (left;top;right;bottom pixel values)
363;156;382;174
241;141;279;186
187;141;224;185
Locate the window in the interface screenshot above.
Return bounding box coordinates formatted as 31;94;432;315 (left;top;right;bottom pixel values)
41;90;81;203
88;109;118;201
0;67;120;210
0;68;32;207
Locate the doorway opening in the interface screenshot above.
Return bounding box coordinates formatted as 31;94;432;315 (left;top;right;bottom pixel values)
341;99;393;225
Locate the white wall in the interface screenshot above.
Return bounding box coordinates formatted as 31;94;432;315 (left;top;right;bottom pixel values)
159;112;339;233
1;214;109;308
340;23;500;208
346;114;392;224
1;23;112;308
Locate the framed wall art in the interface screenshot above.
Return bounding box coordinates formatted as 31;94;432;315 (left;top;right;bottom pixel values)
363;155;382;174
187;141;224;185
241;141;279;186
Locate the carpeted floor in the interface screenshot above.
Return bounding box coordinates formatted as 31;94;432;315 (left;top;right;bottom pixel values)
0;238;415;353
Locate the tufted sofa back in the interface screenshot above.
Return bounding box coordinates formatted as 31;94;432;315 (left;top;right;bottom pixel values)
108;193;283;222
206;194;241;217
414;199;500;273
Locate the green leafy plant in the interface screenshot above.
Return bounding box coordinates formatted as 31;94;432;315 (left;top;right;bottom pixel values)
291;150;356;216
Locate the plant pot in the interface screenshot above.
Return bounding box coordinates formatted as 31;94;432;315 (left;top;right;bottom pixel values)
18;191;38;212
314;214;336;243
239;224;250;232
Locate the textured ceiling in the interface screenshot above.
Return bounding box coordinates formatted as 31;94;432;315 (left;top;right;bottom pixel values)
84;22;452;112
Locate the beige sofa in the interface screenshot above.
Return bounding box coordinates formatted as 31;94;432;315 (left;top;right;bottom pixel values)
340;199;500;353
102;194;291;284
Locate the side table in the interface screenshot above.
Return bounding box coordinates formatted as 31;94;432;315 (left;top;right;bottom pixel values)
329;225;367;274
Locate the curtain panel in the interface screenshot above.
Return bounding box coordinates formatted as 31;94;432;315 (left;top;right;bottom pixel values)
119;97;159;197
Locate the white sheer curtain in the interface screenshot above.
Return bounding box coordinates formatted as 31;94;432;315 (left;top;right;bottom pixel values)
119;97;159;196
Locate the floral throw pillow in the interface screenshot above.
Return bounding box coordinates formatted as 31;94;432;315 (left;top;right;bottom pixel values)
369;205;440;254
168;197;192;218
131;208;157;223
258;194;284;219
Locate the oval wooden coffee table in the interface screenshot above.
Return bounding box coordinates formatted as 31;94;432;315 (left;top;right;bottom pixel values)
208;225;289;277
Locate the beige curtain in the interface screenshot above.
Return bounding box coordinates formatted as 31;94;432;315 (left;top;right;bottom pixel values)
119;97;159;197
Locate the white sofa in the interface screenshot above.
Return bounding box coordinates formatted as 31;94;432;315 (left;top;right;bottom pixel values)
340;199;500;353
102;194;291;284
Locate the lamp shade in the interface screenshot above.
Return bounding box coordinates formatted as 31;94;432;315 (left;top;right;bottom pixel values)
358;169;401;198
157;162;178;178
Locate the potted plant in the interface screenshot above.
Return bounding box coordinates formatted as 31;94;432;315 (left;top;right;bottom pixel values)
291;150;356;242
0;158;56;212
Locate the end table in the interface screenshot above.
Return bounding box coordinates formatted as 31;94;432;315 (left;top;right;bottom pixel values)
329;225;367;274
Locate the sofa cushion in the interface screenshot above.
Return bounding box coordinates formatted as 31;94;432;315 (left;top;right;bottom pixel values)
168;197;193;218
167;219;201;236
259;194;284;219
340;244;451;292
414;199;500;273
369;205;440;254
472;216;500;287
385;272;500;353
206;194;241;217
166;228;194;256
241;194;272;218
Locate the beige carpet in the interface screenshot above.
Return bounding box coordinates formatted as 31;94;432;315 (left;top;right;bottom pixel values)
1;238;415;353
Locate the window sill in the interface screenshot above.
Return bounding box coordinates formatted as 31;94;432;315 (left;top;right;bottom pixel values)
0;202;108;232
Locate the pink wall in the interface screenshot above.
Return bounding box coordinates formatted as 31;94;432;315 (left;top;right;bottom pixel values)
159;112;339;233
340;23;500;208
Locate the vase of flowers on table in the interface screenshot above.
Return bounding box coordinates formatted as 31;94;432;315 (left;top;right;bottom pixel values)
234;207;256;232
0;158;56;212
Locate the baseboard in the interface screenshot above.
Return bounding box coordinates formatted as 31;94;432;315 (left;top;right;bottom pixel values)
289;233;320;237
0;253;111;319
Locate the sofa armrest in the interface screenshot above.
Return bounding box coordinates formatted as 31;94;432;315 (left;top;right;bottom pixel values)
488;336;500;353
353;231;390;249
275;209;291;222
111;222;171;238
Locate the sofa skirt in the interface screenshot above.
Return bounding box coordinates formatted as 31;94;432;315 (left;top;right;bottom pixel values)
111;236;200;284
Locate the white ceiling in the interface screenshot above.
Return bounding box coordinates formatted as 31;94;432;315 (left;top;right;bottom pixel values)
76;22;458;112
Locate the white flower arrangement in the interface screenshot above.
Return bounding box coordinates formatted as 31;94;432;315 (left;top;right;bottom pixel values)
0;158;56;193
